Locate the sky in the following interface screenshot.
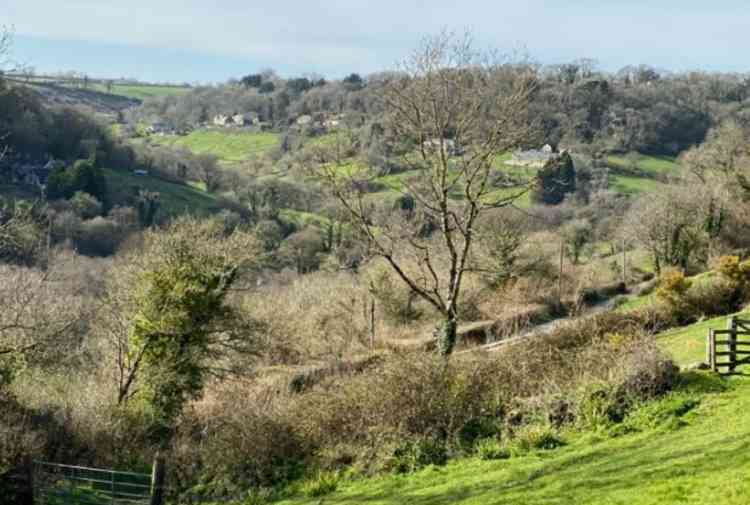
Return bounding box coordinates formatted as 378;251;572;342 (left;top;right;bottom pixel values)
4;0;750;84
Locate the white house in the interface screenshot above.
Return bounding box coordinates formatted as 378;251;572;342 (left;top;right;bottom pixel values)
506;144;558;168
422;138;459;156
296;115;313;126
213;114;229;127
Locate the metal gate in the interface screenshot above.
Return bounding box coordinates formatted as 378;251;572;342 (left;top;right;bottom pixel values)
33;461;153;505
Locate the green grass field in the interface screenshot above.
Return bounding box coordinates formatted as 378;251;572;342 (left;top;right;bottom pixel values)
605;153;681;195
607;154;680;176
149;130;280;165
103;168;221;217
89;83;191;101
610;174;665;195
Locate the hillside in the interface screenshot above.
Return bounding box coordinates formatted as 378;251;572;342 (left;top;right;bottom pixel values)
103;168;221;217
278;376;749;505
272;325;748;505
10;80;140;116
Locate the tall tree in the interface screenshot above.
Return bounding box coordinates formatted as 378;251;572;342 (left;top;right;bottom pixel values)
312;31;536;355
110;219;259;443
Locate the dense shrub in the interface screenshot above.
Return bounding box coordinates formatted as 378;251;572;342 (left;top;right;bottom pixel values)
715;255;750;301
655;270;692;314
171;388;309;498
74;217;127;257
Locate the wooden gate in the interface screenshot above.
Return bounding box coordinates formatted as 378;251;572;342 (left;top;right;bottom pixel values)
707;317;750;374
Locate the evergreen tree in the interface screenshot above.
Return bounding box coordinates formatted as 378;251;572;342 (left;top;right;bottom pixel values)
531;151;576;205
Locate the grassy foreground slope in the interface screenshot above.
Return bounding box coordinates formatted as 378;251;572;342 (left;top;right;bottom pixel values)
273;312;750;505
279;374;750;505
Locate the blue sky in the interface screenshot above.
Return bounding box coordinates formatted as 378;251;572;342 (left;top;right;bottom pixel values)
5;0;750;83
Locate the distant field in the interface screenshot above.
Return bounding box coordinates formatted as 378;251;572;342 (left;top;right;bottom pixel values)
609;174;665;195
494;152;672;197
7;74;192;101
280;209;333;229
89;83;191;101
103;168;221;217
149;130;280;164
607;154;681;176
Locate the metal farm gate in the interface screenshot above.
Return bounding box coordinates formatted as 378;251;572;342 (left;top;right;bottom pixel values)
33;459;164;505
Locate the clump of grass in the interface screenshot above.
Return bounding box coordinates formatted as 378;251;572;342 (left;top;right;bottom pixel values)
618;393;700;434
388;438;449;474
508;425;565;456
300;471;341;498
474;438;510;461
575;383;629;431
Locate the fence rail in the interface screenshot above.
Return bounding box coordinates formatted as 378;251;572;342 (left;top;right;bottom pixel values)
707;317;750;374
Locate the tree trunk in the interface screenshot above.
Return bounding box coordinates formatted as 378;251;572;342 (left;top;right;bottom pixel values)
435;316;458;357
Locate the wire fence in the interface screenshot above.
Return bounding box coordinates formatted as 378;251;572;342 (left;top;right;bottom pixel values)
33;461;153;505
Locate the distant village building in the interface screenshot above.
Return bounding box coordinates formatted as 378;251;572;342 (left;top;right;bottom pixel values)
507;144;558;168
209;112;261;128
422;138;460;156
145;122;176;136
296;115;313;127
323;114;345;130
213;114;229;127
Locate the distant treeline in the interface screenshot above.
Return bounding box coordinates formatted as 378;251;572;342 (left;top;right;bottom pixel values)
132;64;750;156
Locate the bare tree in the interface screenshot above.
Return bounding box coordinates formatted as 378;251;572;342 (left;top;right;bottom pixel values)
0;262;88;385
622;186;710;275
311;31;536;355
680;121;750;238
0;25;13;75
681;121;750;186
0;25;12;161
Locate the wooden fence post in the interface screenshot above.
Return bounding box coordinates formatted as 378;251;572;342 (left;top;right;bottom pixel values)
558;240;564;306
708;329;716;372
149;454;166;505
729;317;738;373
369;298;376;350
27;459;34;505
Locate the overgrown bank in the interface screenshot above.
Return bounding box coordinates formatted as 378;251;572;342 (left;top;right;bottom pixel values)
275;372;744;505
